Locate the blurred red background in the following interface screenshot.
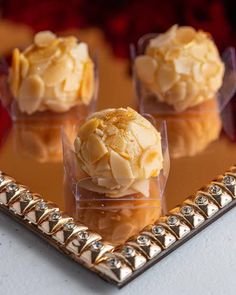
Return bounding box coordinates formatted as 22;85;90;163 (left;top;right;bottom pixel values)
1;0;236;57
0;0;235;140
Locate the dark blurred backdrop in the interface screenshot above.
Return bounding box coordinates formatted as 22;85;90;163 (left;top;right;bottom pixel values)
0;0;236;140
1;0;236;58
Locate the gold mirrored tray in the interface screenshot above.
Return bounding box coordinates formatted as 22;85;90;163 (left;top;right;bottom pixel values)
0;28;236;288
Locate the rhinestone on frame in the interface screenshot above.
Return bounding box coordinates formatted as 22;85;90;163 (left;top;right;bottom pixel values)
91;241;103;251
181;205;193;216
122;245;135;258
35;201;48;211
222;175;236;186
20;192;33;202
63;222;76;231
49;211;61;221
167;215;179;226
0;175;4;185
152;225;165;236
195;195;208;205
106;256;121;269
136;235;150;246
208;184;222;195
6;183;19;194
78;231;89;241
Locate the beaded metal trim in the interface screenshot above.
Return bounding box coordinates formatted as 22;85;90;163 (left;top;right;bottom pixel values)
0;165;236;288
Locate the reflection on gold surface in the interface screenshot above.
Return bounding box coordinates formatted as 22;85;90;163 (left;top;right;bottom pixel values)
156;99;222;158
64;176;165;245
0;26;236;246
12;107;88;163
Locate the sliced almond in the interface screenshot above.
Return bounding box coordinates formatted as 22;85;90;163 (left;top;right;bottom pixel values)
164;47;181;61
74;137;81;153
156;63;179;92
42;55;74;86
78;178;120;195
106;133;127;153
20;54;29;78
135;55;157;84
70;42;89;62
166;81;187;103
29;60;50;76
175;26;196;45
140;145;163;178
202;62;219;78
78;118;100;140
189;43;208;60
149;25;177;48
97;178;119;190
64;71;82;92
131;179;150;197
107;187;137;198
193;63;204;83
62;36;77;52
88;108;115;120
174;56;193;74
28;44;59;64
18;74;45;114
129;122;158;149
186;80;198;100
34;31;57;47
95;154;110;172
44;100;73;112
10;48;21;98
80;60;94;105
87;133;108;163
110;150;134;187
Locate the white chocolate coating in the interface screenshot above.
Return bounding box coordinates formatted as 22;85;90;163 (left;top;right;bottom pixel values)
135;25;225;112
9;31;94;114
74;107;163;198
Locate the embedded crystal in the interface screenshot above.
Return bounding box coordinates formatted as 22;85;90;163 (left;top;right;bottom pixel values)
20;192;33;202
122;245;135;257
91;241;103;251
78;231;89;241
63;222;76;231
6;183;19;194
222;175;236;186
36;201;48;211
195;195;208;205
137;235;150;246
50;211;61;221
107;256;121;269
167;215;179;226
208;184;222;195
181;205;193;216
152;225;165;235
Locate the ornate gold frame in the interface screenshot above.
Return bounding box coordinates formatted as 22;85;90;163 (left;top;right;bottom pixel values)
0;165;235;288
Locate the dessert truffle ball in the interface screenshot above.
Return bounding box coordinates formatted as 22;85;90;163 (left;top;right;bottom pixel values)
74;107;163;197
135;25;225;112
9;31;94;114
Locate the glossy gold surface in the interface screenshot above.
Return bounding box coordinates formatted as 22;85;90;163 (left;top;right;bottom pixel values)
1;26;236;245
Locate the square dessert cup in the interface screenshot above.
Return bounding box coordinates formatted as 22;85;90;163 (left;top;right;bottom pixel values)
131;33;236;116
0;56;98;122
62;117;169;210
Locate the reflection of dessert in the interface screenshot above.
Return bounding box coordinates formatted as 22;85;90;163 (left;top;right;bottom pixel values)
74;107;163;198
156;99;222;158
14;117;83;163
9;31;94;114
64;175;164;245
135;25;225;112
